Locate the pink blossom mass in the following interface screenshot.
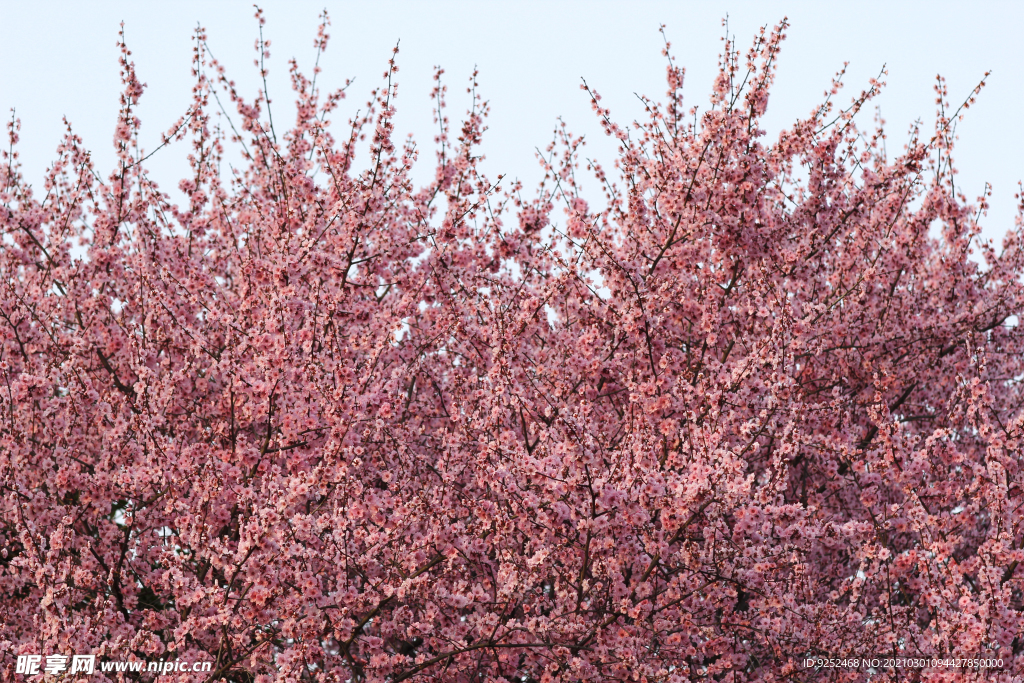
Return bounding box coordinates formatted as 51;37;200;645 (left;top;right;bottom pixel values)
1;10;1023;683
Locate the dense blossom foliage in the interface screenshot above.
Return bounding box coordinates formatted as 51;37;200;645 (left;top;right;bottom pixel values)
2;12;1023;682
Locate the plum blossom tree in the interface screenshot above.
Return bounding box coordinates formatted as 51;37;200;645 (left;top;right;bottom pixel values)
1;10;1023;683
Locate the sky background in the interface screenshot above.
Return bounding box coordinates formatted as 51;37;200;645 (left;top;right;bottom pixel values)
1;1;1021;247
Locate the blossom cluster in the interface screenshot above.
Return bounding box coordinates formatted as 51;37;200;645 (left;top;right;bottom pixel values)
1;12;1022;683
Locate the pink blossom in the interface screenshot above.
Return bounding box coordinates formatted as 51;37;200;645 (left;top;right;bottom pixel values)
0;12;1021;683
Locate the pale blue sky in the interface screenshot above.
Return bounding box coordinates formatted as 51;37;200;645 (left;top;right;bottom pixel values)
2;1;1021;246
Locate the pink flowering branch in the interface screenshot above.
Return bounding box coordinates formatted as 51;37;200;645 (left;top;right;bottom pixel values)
1;11;1023;683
